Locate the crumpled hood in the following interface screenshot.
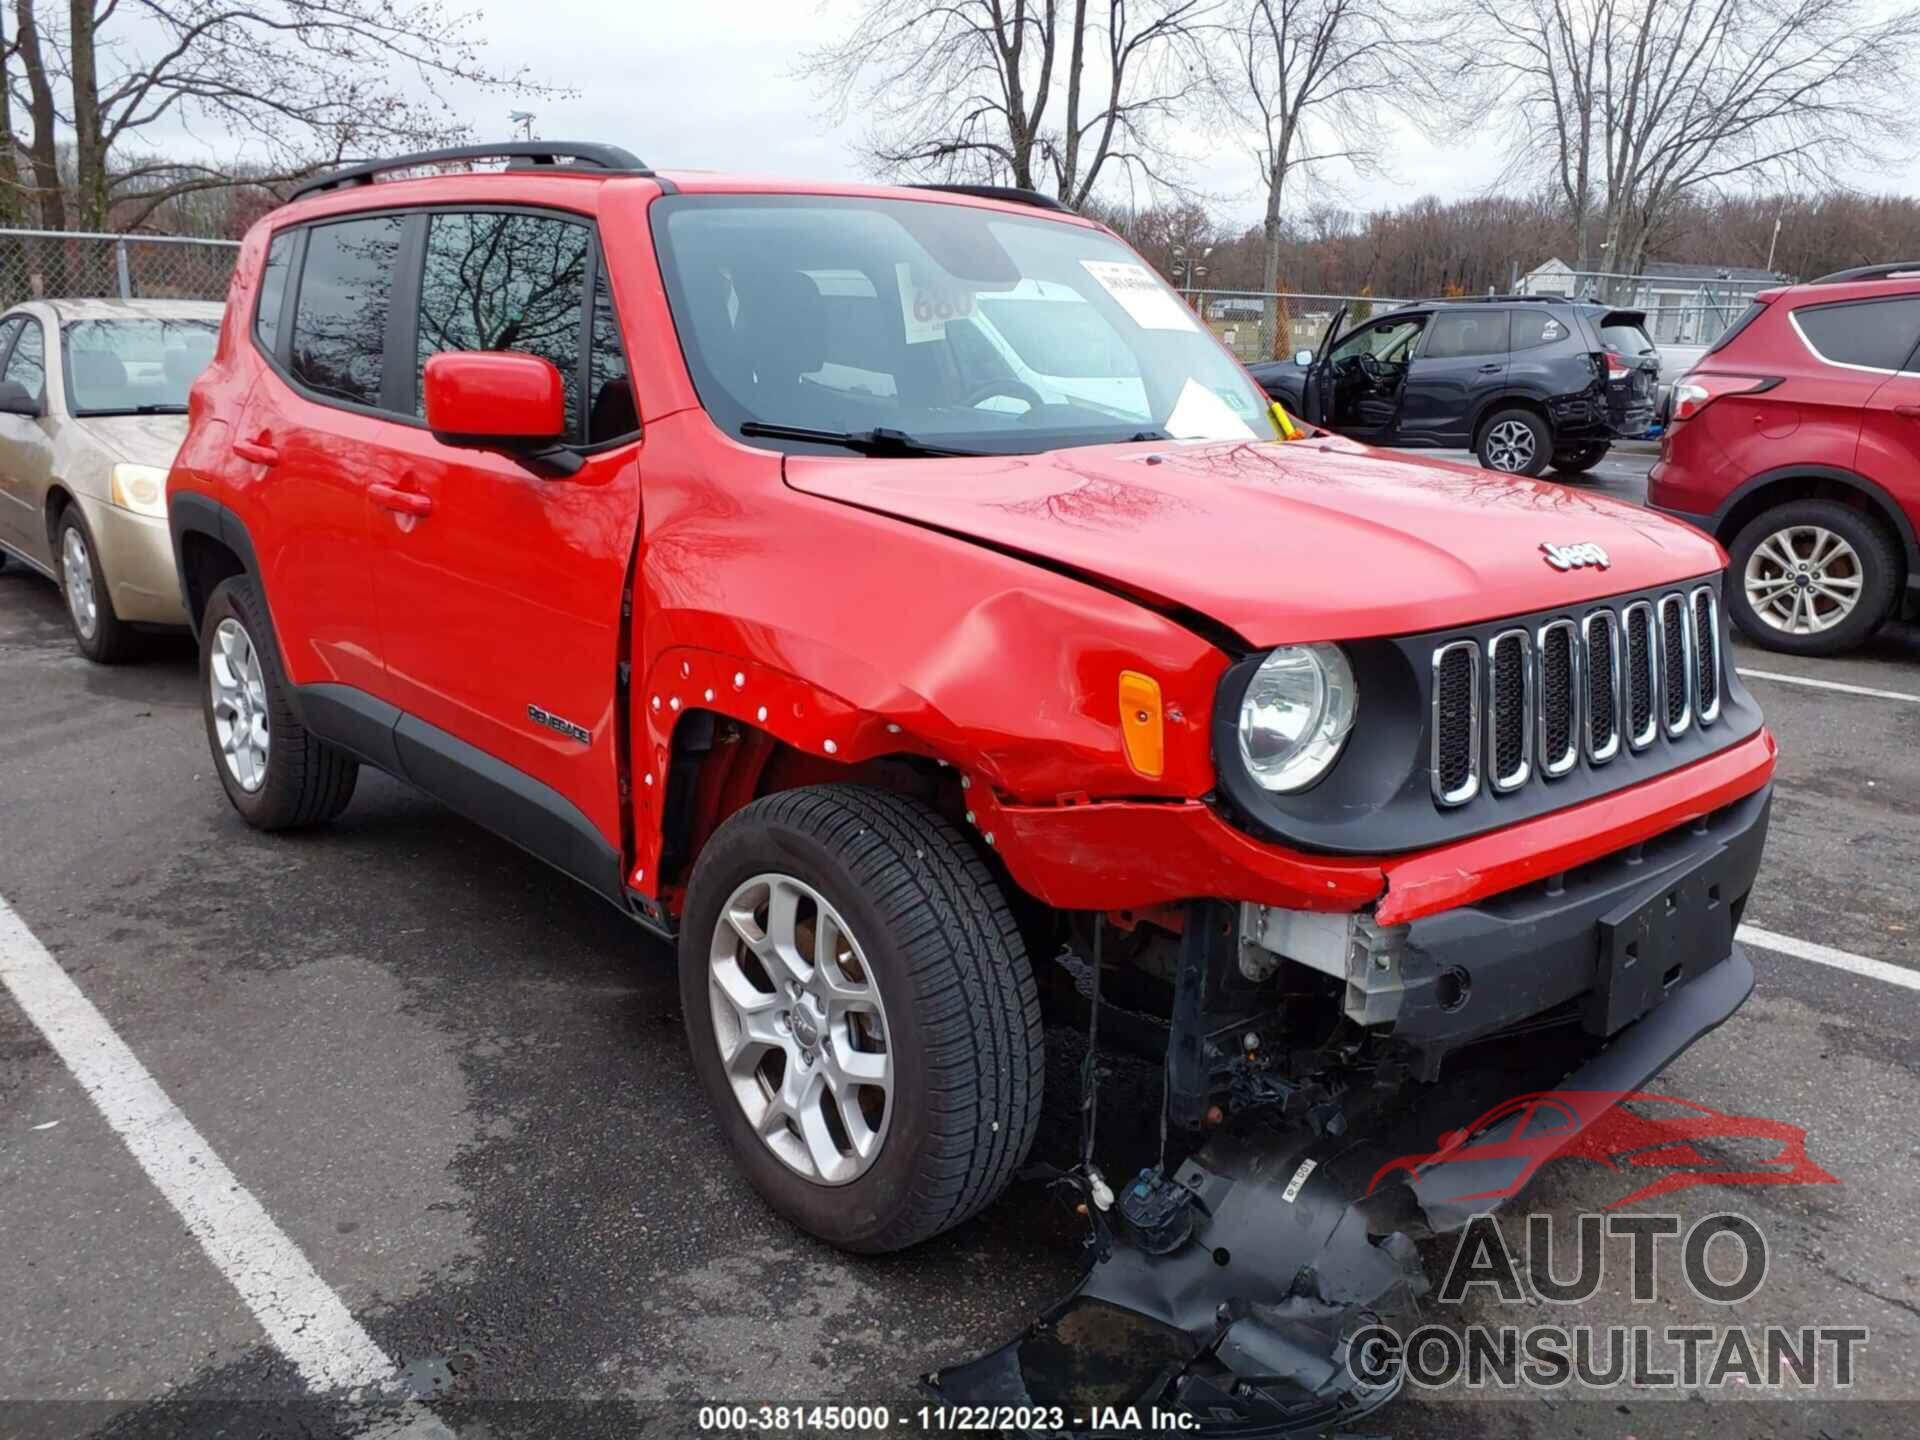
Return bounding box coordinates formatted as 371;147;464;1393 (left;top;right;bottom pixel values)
785;437;1724;646
75;413;190;469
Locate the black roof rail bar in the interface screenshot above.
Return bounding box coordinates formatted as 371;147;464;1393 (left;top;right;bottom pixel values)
906;182;1072;213
287;142;659;202
1403;293;1575;306
1807;262;1920;285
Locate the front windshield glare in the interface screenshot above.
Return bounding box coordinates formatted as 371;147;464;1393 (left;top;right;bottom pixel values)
651;196;1274;454
63;318;218;415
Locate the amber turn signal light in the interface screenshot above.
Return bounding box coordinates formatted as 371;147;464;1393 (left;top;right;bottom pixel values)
1118;670;1165;779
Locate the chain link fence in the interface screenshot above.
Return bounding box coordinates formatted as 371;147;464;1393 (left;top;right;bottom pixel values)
1511;266;1775;347
0;229;241;309
1177;289;1416;363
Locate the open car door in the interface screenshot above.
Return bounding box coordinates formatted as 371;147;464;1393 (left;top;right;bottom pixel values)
1300;304;1346;425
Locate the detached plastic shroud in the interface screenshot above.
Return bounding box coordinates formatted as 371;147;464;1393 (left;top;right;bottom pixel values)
925;896;1760;1436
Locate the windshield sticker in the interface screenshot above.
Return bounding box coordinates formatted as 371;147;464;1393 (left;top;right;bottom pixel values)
1079;259;1199;332
897;264;976;344
1165;378;1257;440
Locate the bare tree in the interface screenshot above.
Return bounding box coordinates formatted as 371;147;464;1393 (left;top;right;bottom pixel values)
1215;0;1437;356
7;0;565;233
803;0;1218;209
1473;0;1920;283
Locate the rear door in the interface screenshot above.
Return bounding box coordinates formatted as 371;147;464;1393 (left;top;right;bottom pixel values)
0;315;54;560
1851;298;1920;524
1399;308;1509;442
369;206;643;861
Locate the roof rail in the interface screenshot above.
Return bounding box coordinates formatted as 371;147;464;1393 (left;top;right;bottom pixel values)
906;183;1072;213
1405;293;1578;306
287;142;659;203
1807;262;1920;285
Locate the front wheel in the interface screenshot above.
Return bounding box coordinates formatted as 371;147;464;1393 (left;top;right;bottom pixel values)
1476;408;1552;477
58;511;140;663
680;785;1043;1253
1726;500;1899;656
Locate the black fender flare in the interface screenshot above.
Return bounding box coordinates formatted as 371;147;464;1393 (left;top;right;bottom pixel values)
1466;389;1555;445
1708;463;1920;573
168;492;261;632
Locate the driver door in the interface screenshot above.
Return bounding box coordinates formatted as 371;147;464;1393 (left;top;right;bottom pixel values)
1299;305;1346;425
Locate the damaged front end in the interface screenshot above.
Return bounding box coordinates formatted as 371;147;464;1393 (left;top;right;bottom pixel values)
929;787;1769;1436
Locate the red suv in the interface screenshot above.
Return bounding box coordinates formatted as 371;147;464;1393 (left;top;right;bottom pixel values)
1648;263;1920;655
168;143;1774;1425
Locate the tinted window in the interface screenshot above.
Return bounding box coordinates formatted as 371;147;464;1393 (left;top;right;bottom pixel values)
255;230;295;355
1424;310;1510;358
289;216;403;407
5;320;46;402
1795;297;1920;371
416;211;590;434
1510;310;1571;349
586;269;636;443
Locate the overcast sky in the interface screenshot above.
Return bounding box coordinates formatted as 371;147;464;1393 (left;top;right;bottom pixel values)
138;0;1920;231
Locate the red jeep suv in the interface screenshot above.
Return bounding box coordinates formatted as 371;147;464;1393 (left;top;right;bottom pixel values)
1648;263;1920;655
169;143;1774;1428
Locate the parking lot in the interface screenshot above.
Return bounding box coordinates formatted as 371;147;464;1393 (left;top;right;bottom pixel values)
3;447;1918;1439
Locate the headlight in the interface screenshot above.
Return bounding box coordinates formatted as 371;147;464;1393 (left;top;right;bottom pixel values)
109;463;170;519
1237;643;1357;793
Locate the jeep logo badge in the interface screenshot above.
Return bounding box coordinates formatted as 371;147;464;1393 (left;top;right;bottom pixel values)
1541;541;1611;571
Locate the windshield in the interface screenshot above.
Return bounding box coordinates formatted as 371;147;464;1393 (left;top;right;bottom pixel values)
650;195;1272;454
63;318;217;415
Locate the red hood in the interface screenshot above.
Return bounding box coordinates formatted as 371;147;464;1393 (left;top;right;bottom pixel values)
785;437;1724;646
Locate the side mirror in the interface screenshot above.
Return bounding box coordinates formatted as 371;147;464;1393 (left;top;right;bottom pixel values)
1294;349;1314;366
423;351;577;473
0;379;42;417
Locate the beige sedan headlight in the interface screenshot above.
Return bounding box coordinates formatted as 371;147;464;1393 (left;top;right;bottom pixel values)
109;463;170;519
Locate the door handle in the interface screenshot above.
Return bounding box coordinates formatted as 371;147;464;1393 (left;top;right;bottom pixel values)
1477;364;1503;373
369;483;432;517
232;437;279;465
1894;404;1920;420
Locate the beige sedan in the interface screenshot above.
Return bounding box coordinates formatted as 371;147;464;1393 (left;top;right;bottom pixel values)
0;298;221;661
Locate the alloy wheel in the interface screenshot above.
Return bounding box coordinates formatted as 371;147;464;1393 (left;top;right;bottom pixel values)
209;617;270;792
1743;525;1864;636
61;527;98;640
708;872;893;1186
1484;421;1538;473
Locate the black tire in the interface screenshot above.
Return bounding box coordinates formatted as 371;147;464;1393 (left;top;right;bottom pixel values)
1550;442;1609;475
1725;499;1900;657
679;784;1043;1254
1476;407;1553;477
55;509;141;663
198;576;358;828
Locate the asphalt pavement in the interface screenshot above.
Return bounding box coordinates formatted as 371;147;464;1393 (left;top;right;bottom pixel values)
3;448;1917;1439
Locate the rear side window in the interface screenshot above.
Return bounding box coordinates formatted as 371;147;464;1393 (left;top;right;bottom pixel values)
1510;310;1570;350
289;216;405;407
1793;297;1920;372
254;231;295;355
1704;301;1766;357
1424;310;1509;358
416;211;592;434
585;270;637;443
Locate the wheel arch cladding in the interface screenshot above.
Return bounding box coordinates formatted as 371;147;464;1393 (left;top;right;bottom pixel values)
168;492;257;632
1715;465;1916;576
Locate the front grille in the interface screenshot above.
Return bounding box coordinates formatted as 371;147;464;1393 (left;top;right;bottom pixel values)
1622;601;1659;749
1659;593;1693;735
1693;587;1720;723
1430;582;1726;809
1431;641;1481;804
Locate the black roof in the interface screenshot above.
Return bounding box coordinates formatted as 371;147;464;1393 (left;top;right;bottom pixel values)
287;142;659;202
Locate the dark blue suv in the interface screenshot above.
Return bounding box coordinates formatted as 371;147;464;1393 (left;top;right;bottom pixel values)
1249;296;1660;477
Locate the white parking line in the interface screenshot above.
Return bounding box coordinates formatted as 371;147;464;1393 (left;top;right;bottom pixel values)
1737;667;1920;704
1738;924;1920;992
0;894;452;1433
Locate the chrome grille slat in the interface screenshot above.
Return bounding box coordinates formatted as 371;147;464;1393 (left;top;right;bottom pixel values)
1485;628;1533;792
1431;640;1482;806
1430;584;1726;812
1621;600;1659;750
1535;618;1581;779
1582;609;1622;763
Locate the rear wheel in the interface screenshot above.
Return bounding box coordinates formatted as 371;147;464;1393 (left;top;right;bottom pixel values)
1726;499;1899;656
57;511;140;663
199;576;359;828
1476;408;1551;477
1550;442;1609;475
680;784;1043;1253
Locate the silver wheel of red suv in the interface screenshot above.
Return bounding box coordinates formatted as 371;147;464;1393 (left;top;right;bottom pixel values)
1727;500;1900;656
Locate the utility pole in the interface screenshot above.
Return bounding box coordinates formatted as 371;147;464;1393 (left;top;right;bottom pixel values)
1765;209;1785;274
510;110;537;141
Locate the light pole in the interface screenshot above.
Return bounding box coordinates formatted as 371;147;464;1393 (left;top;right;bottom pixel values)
510;110;537;141
1172;245;1212;291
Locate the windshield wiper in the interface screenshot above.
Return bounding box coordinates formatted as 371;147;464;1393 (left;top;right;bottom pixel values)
81;404;188;416
737;421;986;457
